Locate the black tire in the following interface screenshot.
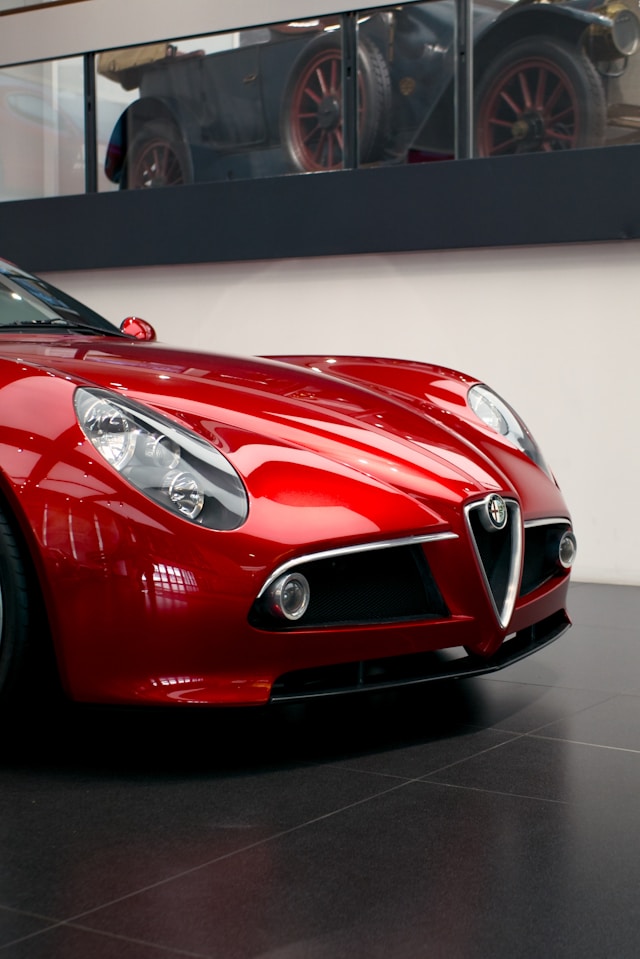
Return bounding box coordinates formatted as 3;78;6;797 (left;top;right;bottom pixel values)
0;508;32;703
475;37;606;156
122;120;193;189
281;35;391;172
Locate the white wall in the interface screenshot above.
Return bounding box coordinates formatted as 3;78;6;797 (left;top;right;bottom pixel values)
42;238;640;586
0;0;391;63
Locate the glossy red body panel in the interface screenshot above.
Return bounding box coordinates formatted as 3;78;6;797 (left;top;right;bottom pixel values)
0;336;574;706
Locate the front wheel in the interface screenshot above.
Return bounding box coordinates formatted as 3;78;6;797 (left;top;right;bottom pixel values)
281;35;391;172
475;38;607;156
122;120;193;189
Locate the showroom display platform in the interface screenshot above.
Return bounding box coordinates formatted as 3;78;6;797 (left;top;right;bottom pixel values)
0;581;638;958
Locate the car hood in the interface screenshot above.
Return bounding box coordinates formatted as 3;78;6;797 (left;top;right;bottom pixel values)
1;336;532;519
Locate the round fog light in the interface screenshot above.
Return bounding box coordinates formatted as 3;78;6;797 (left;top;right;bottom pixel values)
558;530;577;569
267;572;311;621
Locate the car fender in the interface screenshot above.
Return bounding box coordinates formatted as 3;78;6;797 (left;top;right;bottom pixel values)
104;96;192;183
474;5;609;75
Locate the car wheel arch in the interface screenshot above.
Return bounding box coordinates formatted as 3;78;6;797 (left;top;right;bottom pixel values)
0;475;51;613
106;97;190;185
473;8;595;78
0;477;62;704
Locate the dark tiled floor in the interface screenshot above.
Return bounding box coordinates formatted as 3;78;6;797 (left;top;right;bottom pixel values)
2;582;640;958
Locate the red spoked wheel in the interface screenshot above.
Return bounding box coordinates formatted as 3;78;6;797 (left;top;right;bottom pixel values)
475;38;606;156
281;35;391;172
123;121;193;189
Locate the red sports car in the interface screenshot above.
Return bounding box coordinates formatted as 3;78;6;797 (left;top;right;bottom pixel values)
0;258;575;707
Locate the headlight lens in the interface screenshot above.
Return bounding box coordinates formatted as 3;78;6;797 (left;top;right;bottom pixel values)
590;3;640;59
467;384;552;478
74;387;248;529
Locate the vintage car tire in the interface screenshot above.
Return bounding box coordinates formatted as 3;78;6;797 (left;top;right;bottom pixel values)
281;35;391;172
122;120;193;189
0;508;32;704
475;37;607;155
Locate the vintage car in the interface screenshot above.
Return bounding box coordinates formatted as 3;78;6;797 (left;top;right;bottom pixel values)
0;257;576;708
102;0;640;187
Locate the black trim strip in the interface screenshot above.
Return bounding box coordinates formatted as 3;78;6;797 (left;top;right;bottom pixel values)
1;144;638;273
270;609;571;701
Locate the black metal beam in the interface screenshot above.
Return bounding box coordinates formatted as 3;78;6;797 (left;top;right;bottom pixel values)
2;144;639;275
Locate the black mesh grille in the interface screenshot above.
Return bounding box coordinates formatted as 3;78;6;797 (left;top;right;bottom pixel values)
520;522;571;596
250;543;448;631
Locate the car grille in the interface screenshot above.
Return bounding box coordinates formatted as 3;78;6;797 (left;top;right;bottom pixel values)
465;497;522;628
520;520;573;596
251;504;572;634
249;542;449;631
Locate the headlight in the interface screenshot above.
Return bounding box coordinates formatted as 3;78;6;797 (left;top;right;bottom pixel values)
591;3;640;59
74;387;248;529
467;384;552;478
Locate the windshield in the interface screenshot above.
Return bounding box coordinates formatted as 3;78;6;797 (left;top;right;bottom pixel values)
0;270;121;334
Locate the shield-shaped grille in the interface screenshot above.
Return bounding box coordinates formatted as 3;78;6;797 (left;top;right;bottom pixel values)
465;496;523;628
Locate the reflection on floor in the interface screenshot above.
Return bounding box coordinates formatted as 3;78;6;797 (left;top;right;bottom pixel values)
1;582;640;958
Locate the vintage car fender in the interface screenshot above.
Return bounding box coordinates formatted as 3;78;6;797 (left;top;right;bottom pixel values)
105;95;194;184
474;2;633;71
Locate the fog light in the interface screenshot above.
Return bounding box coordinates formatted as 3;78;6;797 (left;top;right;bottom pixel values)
267;572;311;621
558;530;577;569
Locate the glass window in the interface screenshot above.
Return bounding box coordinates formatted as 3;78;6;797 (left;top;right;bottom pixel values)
277;18;348;173
95;8;459;191
357;0;640;162
0;58;85;201
473;0;640;155
4;0;640;201
96;23;345;191
357;4;457;167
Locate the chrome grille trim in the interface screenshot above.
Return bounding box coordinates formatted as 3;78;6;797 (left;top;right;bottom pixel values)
464;495;523;629
524;516;572;528
256;531;457;599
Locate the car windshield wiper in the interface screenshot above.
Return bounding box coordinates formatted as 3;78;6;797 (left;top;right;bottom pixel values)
0;318;124;336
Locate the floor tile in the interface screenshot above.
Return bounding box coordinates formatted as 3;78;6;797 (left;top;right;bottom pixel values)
423;730;640;811
74;780;640;959
3;583;640;959
0;910;57;949
458;677;615;733
0;923;203;958
532;692;640;750
487;622;640;693
567;581;640;630
0;708;404;917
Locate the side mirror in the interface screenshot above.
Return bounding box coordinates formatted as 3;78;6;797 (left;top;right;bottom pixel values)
120;316;157;342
